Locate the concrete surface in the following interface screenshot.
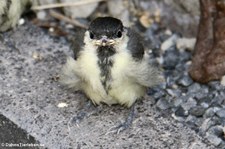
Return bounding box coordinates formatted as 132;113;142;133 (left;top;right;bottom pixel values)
0;23;213;149
0;113;38;149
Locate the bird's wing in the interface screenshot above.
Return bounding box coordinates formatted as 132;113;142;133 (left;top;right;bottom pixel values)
126;28;162;87
68;29;86;60
127;55;162;87
59;57;81;91
126;28;145;60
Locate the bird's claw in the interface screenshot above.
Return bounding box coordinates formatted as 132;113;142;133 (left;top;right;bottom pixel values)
68;111;87;128
106;120;132;135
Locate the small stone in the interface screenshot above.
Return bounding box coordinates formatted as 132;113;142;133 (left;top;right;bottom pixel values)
32;52;43;61
152;89;166;99
182;97;197;111
171;113;185;122
164;29;173;35
162;48;180;69
161;34;179;51
185;115;197;124
178;75;193;87
189;106;206;117
49;27;55;32
208;125;224;136
175;63;186;72
198;96;213;105
218;142;225;149
187;83;201;93
206;133;222;146
173;97;184;107
37;11;47;20
18;18;25;25
194;85;209;99
166;76;176;87
211;116;223;126
175;106;188;117
200;102;209;109
200;118;216;133
221;75;225;86
179;50;192;63
176;38;196;51
57;102;68;108
204;108;215;118
145;23;161;49
166;89;181;97
208;81;223;91
216;109;225;118
210;96;223;107
156;98;170;110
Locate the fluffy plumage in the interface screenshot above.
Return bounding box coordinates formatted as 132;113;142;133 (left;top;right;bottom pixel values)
60;17;161;107
0;0;31;32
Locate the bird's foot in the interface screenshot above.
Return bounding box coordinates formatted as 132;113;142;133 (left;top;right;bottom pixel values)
70;111;87;126
68;101;102;127
68;101;92;127
106;104;136;134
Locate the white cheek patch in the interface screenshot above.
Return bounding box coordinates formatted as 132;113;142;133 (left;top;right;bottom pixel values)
114;35;129;52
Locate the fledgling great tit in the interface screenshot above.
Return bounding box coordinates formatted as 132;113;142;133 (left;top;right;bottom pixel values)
60;17;161;107
0;0;31;32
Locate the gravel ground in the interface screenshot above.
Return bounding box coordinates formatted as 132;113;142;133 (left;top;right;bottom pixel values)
145;23;225;148
0;22;217;149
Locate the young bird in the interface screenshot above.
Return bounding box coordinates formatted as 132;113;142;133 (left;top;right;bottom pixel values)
60;17;161;130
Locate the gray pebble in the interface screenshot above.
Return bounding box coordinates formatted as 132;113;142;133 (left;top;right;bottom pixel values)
153;89;166;99
175;106;188;117
178;75;193;87
182;97;197;111
204;108;216;118
218;141;225;149
200;102;209;109
163;48;179;69
208;81;223;91
179;51;191;62
156;98;170;110
158;33;225;147
187;83;201;93
216;109;225;118
185;115;203;127
173;97;184;107
194;86;209;99
200;118;217;133
166;89;181;97
208;125;224;136
185;115;197;125
206;133;222;146
166;76;176;87
189;106;206;117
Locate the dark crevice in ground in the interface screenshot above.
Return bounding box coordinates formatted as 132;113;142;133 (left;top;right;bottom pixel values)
0;114;39;149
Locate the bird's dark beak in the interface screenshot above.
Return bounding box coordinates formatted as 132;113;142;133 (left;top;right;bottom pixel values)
101;36;108;46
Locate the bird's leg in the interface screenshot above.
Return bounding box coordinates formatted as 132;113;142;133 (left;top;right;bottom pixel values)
69;100;102;126
109;103;136;134
70;100;92;124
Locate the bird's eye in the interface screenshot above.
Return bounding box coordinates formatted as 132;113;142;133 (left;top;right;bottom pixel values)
89;32;94;39
117;31;122;38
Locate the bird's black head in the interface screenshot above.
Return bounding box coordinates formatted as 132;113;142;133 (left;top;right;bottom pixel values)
88;17;125;46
